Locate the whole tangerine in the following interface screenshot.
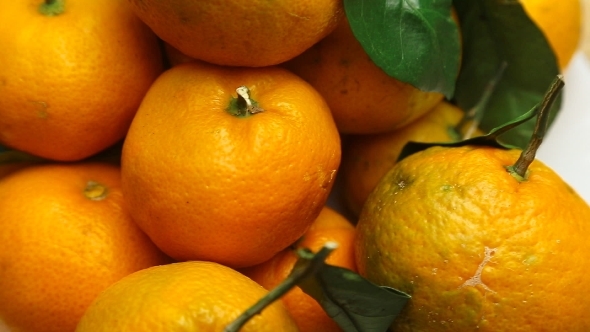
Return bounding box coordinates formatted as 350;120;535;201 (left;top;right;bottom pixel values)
121;60;341;268
356;145;590;331
126;0;344;67
0;162;170;332
0;0;163;161
76;261;299;331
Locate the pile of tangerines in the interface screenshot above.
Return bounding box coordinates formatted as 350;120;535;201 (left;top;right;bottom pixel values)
0;0;587;331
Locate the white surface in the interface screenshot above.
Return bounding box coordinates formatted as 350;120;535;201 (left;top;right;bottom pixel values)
537;52;590;203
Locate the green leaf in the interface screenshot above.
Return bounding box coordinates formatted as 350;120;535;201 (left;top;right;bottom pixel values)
397;102;539;162
452;0;561;149
343;0;461;98
294;249;411;332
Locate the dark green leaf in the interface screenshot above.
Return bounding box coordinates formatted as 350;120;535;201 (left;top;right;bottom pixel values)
343;0;460;97
452;0;561;149
294;249;411;332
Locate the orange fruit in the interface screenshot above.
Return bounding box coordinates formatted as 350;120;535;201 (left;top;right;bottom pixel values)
521;0;581;69
341;101;484;216
125;0;344;67
0;162;170;332
121;60;341;268
355;145;590;331
242;206;356;332
283;17;451;134
0;0;164;161
76;261;299;331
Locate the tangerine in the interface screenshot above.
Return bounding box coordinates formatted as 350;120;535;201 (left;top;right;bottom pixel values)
126;0;344;67
121;60;341;268
355;145;590;330
0;0;163;161
76;261;299;331
0;162;170;332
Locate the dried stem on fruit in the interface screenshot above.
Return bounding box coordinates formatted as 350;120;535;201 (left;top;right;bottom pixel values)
508;75;565;179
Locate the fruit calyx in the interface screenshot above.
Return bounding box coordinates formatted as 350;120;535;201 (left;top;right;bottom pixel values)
507;75;565;180
84;181;108;201
226;86;265;117
39;0;65;16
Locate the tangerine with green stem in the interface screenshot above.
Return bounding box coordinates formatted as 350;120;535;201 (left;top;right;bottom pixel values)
0;162;170;332
121;60;341;268
0;0;163;161
355;77;590;330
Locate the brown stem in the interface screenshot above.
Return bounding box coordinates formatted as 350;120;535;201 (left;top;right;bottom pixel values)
509;75;565;179
227;86;264;117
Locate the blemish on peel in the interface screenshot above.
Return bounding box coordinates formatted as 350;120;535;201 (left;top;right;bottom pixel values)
30;100;49;119
320;169;337;189
521;254;538;266
441;184;454;191
303;172;311;182
460;246;497;293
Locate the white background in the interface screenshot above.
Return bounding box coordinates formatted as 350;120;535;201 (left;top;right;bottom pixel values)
537;52;590;202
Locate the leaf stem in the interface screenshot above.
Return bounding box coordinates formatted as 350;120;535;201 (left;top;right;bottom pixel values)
508;75;565;179
223;242;338;332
